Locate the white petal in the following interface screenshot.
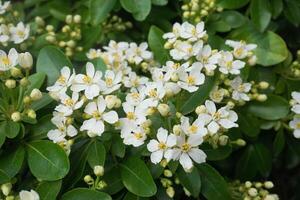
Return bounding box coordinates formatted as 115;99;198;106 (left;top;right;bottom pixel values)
208;121;219;134
188;148;206;164
85;85;100;99
84;102;97;115
157;127;168;142
166;134;177;147
147;140;159;152
86;62;95;77
103;111;118;124
150;150;163;164
179;153;193;170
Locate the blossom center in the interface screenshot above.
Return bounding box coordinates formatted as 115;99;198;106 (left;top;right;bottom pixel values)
188;125;198;134
158;142;167;150
1;56;10;66
134;132;143;139
105;78;113;86
58;76;66;84
126;112;136;120
213;112;221;120
187;76;195;85
296;122;300;129
181;143;191;152
92;111;102;119
83;75;92;84
64;98;74;106
149;89;158;98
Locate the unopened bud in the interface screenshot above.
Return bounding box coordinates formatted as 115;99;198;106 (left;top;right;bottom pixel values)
35;16;45;26
97;180;107;189
248;188;258;197
83;175;94;185
264;181;274;189
236;139;246;146
73;15;81;23
5;79;16;88
163;169;173;177
11;112;21;122
1;183;12;196
105;95;117;109
23;96;31;105
46;25;54;32
65;15;73;24
259;81;269;89
195;105;206;114
173;125;182;135
10;67;22;77
257;94;267;102
27;109;36;119
157;103;170;116
30;89;42;101
20;77;29;87
245;181;252;188
93;165;104;176
166;187;175;198
218;135;229;146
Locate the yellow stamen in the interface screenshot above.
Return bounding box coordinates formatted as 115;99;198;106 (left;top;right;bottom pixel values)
181;143;191;152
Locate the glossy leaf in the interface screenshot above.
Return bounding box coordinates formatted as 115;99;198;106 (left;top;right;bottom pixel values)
36;46;72;86
36;180;62;200
89;0;117;25
62;188;111;200
87;140;106;168
0;146;25;178
176;167;201;197
250;0;271;32
217;0;249;9
120;0;151;21
120;157;157;197
26;140;70;181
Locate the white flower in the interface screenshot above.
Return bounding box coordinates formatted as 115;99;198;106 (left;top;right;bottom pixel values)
47;114;77;143
209;86;226;103
80;96;118;137
198;100;238;134
102;70;122;94
178;62;205;92
289;117;300;138
180;22;206;42
86;48;101;60
147;128;176;164
172;134;206;170
196;44;220;73
55;92;84;116
122;101;148;124
180;116;207;136
0;24;10;43
125;88;146;106
19;189;39;200
291;91;300;114
121;121;147;147
47;66;75;97
71;62;104;99
103;40;129;53
170;40;203;61
9;22;30;44
225;40;257;59
144;82;166;105
123;71;148;88
163;22;182;43
0;48;18;71
126;42;152;64
0;1;10;15
230;76;251;101
218;51;245;75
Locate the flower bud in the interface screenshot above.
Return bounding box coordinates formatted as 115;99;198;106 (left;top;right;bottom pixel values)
195;105;206;114
23;96;31;105
245;181;252;188
11;112;21;122
114;98;121;108
259;81;269;90
73;15;81;23
157;103;170;116
166;187;175;198
248;55;257;66
46;25;54;32
256;94;267;102
218;135;229;146
1;183;12;196
96;180;107;189
83;175;94;185
20;77;29;87
264;181;274;189
5;195;14;200
27;109;36;119
10;67;22;78
30;89;42;101
163;169;172;177
236;139;246;146
93;165;104;177
5;79;16;89
65;15;73;24
35;16;45;26
146;107;156;115
173;125;182;135
105;95;117;109
248;188;258;197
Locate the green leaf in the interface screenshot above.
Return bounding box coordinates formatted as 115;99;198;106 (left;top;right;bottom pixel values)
31;93;53;111
273;129;285;156
217;0;249;9
148;26;169;64
220;11;246;29
236;145;257;180
36;180;62;200
238;112;260;137
250;0;271;32
284;0;300;27
89;0;117;25
0;132;5;149
201;143;232;161
26;140;70;181
180;75;216;115
0;146;25;178
230;27;288;66
120;0;151;21
246;94;289;120
253;143;272;176
176;167;201;198
80;25;102;50
0;121;20;139
111;135;125;158
30;115;55;140
197;164;231;200
26;72;46;94
87;140;106;168
123;192;149;200
0;169;10;185
36;46;72;86
103;166;124;195
120;157;157;197
151;0;167;6
270;0;283;18
62;188;111;200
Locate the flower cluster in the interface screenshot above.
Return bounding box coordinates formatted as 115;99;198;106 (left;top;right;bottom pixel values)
0;182;39;200
47;21;256;171
0;21;30;45
289;91;300;138
230;180;278;200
